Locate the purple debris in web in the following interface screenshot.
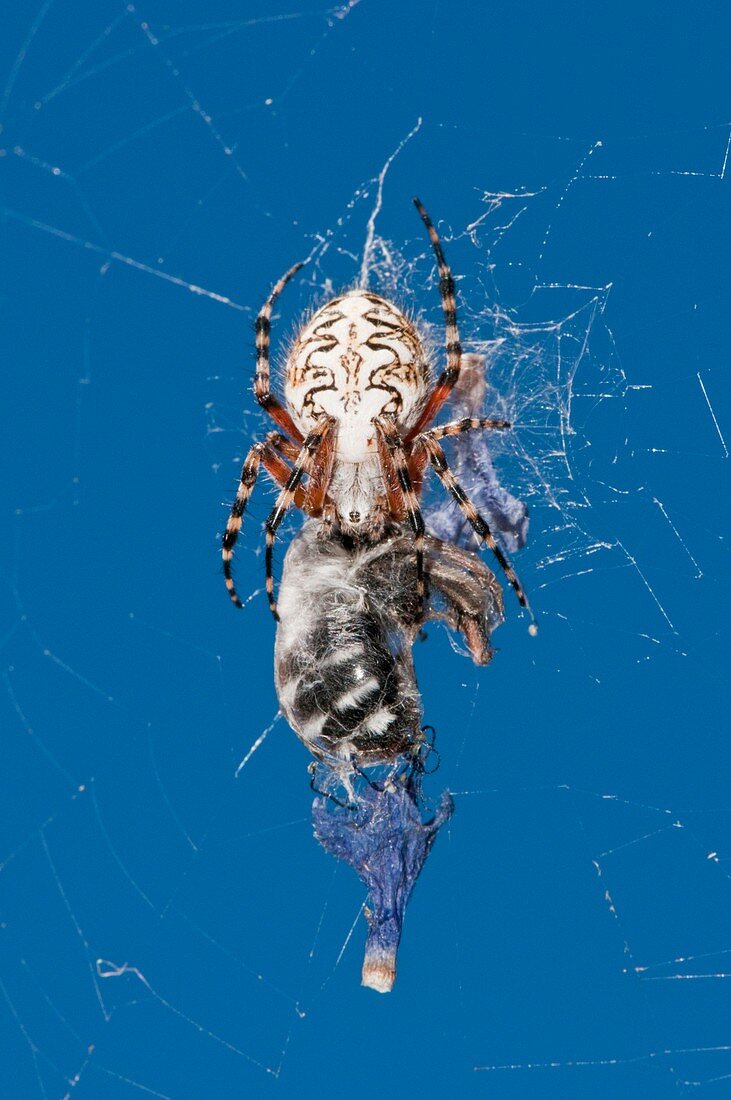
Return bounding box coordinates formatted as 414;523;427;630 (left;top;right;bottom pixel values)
312;767;453;992
427;352;529;555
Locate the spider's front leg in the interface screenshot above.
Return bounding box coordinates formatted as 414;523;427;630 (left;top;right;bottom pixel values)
254;260;308;443
222;431;298;608
413;433;537;633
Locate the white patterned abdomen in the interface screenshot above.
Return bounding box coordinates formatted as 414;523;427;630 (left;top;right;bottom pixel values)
285;291;430;463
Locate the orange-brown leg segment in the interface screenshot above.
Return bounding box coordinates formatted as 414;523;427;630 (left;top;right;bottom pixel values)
376;429;407;522
415;434;537;632
265;417;334;619
301;428;336;516
404;418;511;513
405;198;463;443
375;416;426;614
406;442;428;499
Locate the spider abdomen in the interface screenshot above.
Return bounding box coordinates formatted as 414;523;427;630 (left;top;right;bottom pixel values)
285;291;430;462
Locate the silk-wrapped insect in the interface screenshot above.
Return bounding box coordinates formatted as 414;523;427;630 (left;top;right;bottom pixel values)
274;522;504;774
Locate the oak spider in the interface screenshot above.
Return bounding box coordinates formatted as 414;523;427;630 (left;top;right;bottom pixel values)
222;198;535;630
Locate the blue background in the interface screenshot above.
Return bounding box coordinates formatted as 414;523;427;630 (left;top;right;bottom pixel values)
1;2;730;1097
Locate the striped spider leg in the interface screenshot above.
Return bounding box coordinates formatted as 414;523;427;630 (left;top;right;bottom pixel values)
375;412;535;629
222;252;334;615
403;198;464;443
411;423;537;633
374;415;427;606
253;260;307;443
222;419;334;614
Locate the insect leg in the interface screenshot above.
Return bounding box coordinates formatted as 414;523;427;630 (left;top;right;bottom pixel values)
420;416;512;441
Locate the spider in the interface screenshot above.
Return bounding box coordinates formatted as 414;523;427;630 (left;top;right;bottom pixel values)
222;198;535;630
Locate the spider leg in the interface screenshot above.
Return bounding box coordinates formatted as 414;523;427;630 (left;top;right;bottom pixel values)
420;416;512;442
375;429;407;521
375;416;426;613
265;416;334;620
223;432;298;608
301;428;336;515
405;418;510;490
254;260;308;443
270;435;301;462
405;198;463;443
414;434;537;633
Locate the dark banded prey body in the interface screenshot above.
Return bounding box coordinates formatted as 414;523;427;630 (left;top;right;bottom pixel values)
274;522;504;769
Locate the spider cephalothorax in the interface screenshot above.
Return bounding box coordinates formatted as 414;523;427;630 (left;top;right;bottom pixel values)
222;198;535;630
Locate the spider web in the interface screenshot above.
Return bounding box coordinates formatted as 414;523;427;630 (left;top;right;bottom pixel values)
1;2;730;1096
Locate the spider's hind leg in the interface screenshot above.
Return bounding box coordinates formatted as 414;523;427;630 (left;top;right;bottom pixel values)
223;432;296;608
415;434;537;633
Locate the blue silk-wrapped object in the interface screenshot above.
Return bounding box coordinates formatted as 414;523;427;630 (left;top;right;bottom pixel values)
312;765;453;992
